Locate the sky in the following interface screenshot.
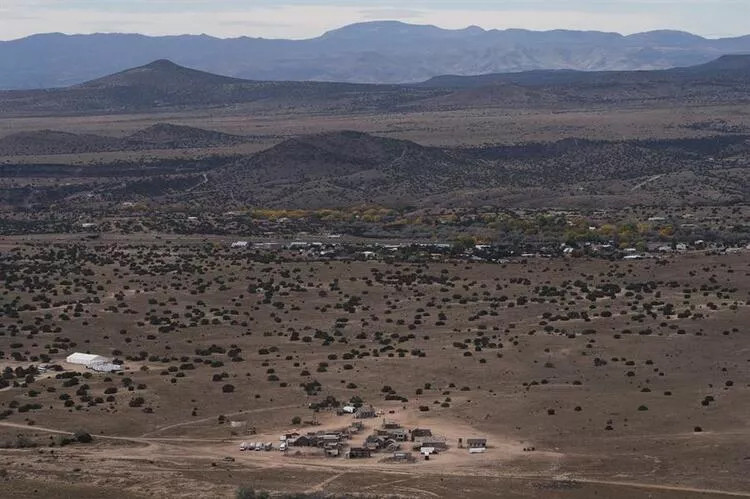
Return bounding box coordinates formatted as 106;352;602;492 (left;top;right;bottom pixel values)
1;0;749;41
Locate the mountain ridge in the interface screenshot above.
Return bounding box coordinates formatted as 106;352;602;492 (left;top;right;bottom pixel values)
3;21;750;89
2;55;750;116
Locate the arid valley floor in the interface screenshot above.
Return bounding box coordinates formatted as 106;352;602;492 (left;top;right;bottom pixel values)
1;233;749;498
1;56;750;498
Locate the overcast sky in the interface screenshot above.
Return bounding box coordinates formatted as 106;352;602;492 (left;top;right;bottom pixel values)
1;0;748;41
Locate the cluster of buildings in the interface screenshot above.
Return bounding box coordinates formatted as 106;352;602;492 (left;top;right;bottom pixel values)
235;402;489;463
282;421;367;457
228;236;750;265
275;415;486;461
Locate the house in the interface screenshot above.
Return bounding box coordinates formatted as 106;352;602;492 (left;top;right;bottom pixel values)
365;434;400;451
365;435;386;450
383;428;408;442
354;405;376;419
411;428;432;441
317;434;341;447
392;451;414;462
420;436;448;450
385;441;401;452
347;447;372;459
623;254;644;260
467;438;487;450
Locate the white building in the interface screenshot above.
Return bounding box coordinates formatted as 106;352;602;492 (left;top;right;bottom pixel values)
66;353;108;365
65;352;122;372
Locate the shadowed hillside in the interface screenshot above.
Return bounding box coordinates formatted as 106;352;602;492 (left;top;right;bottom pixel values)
0;130;748;209
182;131;750;209
0;123;248;156
205;131;497;208
0;59;443;116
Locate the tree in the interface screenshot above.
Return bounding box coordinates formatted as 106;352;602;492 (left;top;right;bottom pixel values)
452;235;476;253
74;431;93;444
236;487;269;499
291;416;301;425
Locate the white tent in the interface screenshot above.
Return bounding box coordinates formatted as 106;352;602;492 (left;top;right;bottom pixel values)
66;353;109;366
88;362;122;373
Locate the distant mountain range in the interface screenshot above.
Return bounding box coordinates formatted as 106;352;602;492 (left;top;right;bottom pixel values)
2;55;750;117
2;21;750;89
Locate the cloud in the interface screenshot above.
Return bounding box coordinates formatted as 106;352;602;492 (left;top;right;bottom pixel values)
360;8;425;20
0;1;748;40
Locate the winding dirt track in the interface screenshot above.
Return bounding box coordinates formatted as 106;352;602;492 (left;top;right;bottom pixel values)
139;403;298;437
3;420;750;498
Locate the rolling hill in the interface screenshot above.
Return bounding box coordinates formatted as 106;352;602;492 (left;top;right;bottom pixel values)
0;123;248;156
0;59;439;116
421;54;750;88
416;54;750;108
205;131;496;208
189;131;750;209
1;130;747;209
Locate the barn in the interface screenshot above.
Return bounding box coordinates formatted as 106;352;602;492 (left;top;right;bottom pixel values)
66;353;109;366
65;353;122;372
